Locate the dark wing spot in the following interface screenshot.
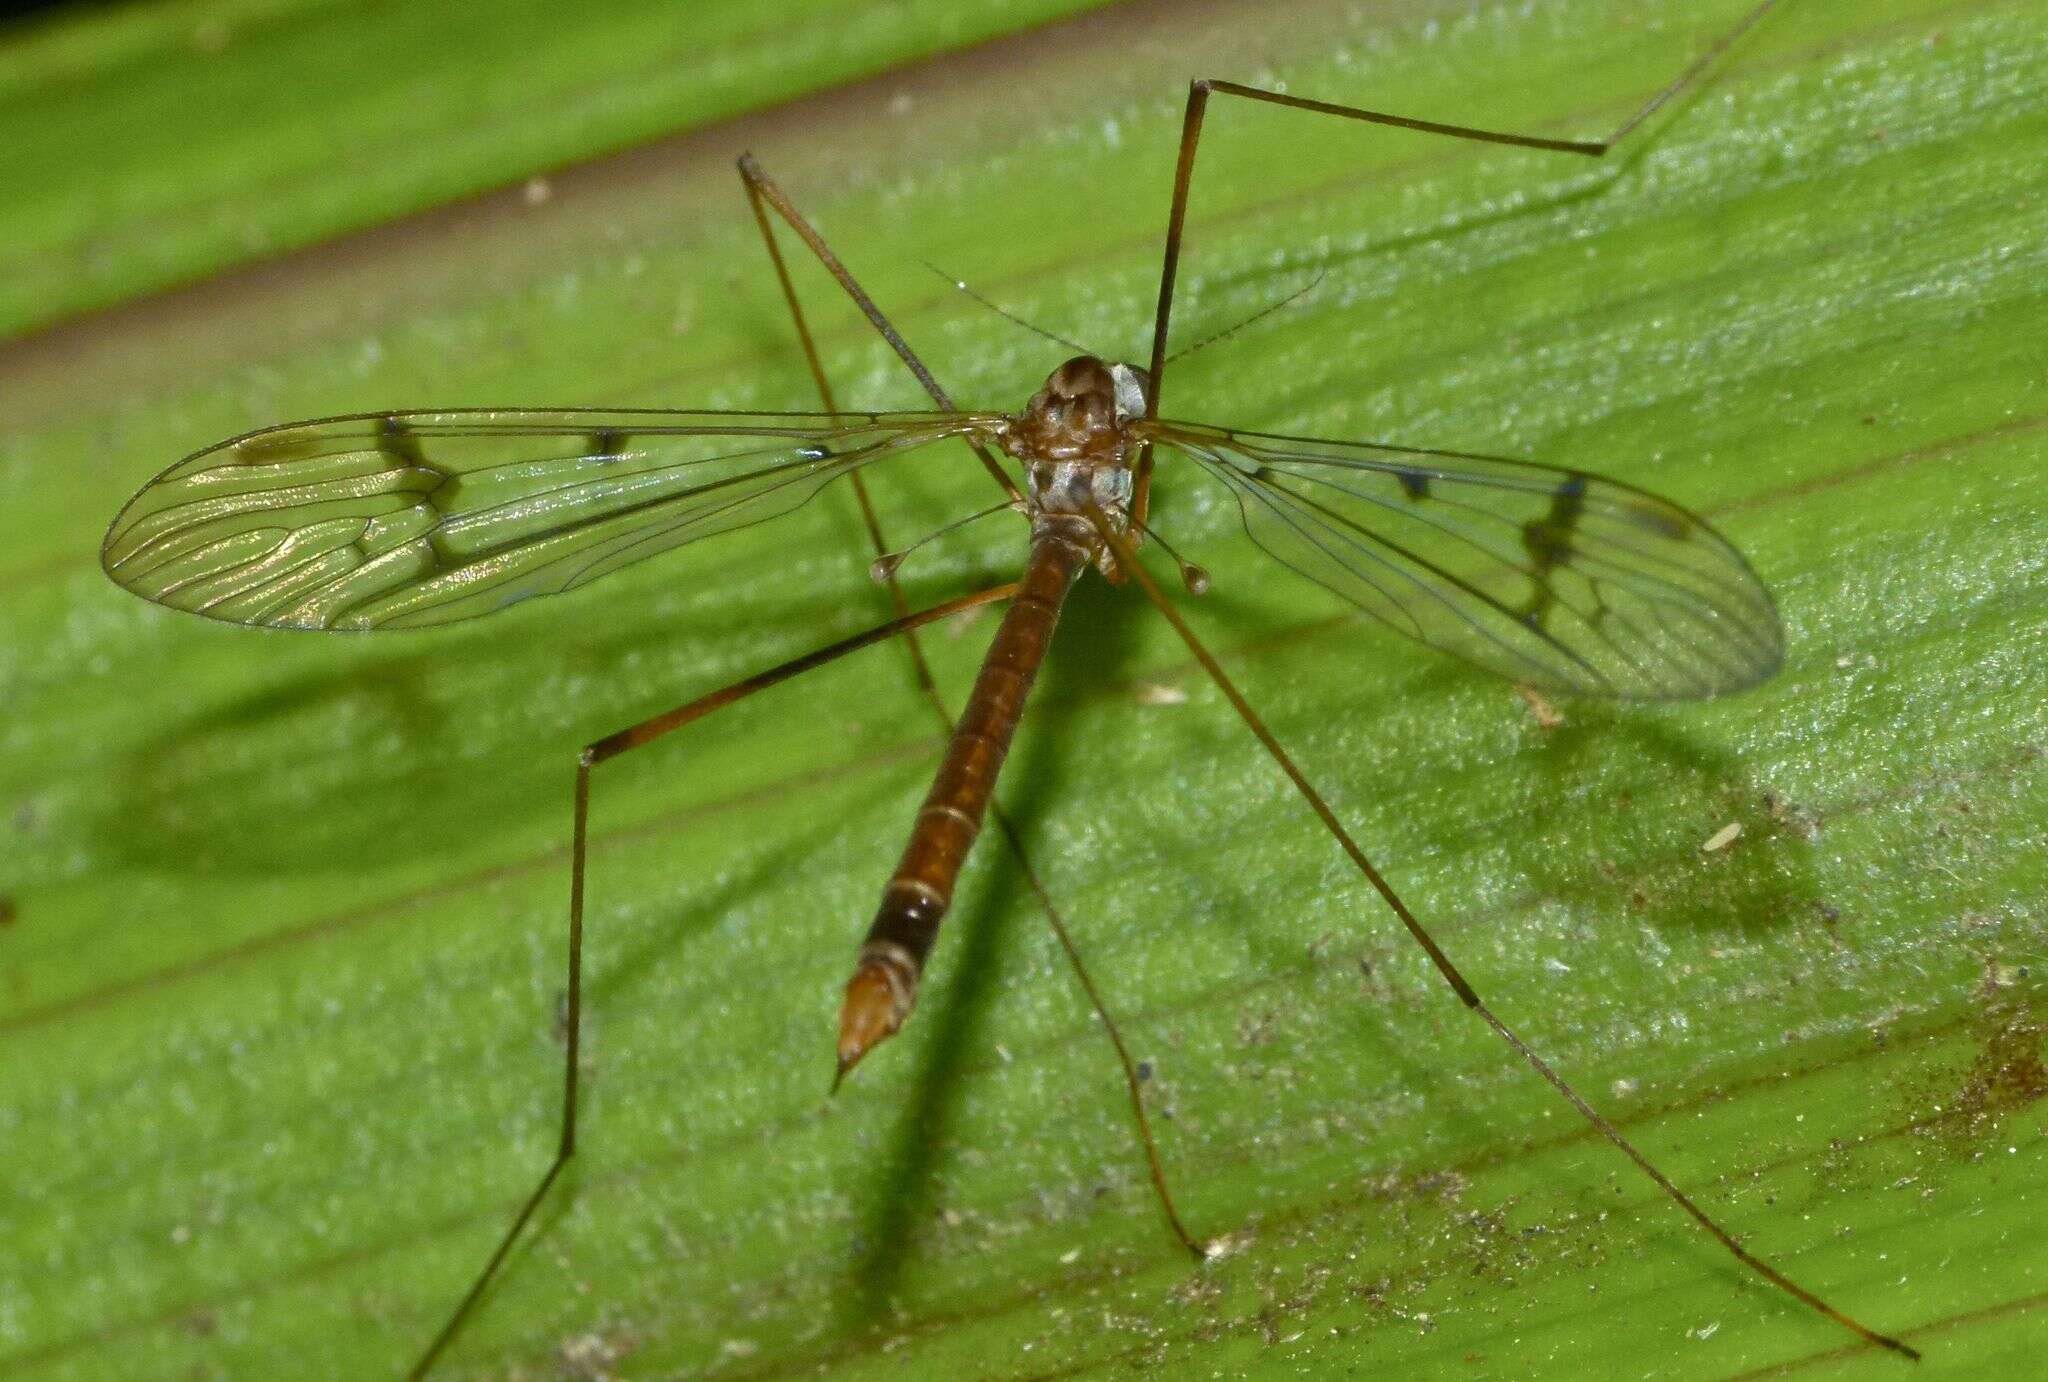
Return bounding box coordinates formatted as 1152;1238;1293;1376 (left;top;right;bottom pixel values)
1522;472;1588;575
1395;466;1431;500
376;416;428;468
589;428;629;461
1522;521;1572;570
1517;471;1590;630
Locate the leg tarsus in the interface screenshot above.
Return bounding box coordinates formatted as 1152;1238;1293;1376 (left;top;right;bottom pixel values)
1084;506;1916;1361
991;805;1205;1258
410;586;1019;1375
407;1151;571;1381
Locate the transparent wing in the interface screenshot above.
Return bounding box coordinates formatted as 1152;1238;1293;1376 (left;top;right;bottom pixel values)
1143;419;1783;699
103;409;995;630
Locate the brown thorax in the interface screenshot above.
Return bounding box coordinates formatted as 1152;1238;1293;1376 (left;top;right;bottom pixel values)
1000;357;1150;568
1002;356;1147;463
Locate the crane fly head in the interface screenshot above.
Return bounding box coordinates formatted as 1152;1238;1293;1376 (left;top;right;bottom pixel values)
1004;356;1151;526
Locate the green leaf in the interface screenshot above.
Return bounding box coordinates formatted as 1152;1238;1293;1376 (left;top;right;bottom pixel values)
0;0;1114;339
3;0;2043;1377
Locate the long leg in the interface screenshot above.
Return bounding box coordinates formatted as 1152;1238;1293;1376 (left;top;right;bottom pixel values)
409;583;1020;1380
737;154;1019;504
1082;508;1918;1360
1134;0;1788;524
738;158;1204;1254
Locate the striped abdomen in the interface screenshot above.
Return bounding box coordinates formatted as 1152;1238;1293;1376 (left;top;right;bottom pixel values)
835;521;1093;1077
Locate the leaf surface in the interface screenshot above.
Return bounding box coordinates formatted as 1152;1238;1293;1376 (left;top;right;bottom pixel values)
1;1;2043;1377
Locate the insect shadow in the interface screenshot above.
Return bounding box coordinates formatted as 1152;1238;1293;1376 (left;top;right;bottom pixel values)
96;537;908;875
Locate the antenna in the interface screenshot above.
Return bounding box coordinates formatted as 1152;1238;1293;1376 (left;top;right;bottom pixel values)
923;261;1095;357
1167;270;1326;364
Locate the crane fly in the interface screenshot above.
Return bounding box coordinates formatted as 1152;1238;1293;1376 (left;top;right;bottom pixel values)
99;0;1917;1372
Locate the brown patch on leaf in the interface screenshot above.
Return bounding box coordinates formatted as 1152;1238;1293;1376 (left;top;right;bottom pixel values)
1914;971;2046;1156
1763;790;1822;841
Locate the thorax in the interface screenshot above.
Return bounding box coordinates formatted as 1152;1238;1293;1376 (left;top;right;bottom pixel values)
998;355;1149;543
